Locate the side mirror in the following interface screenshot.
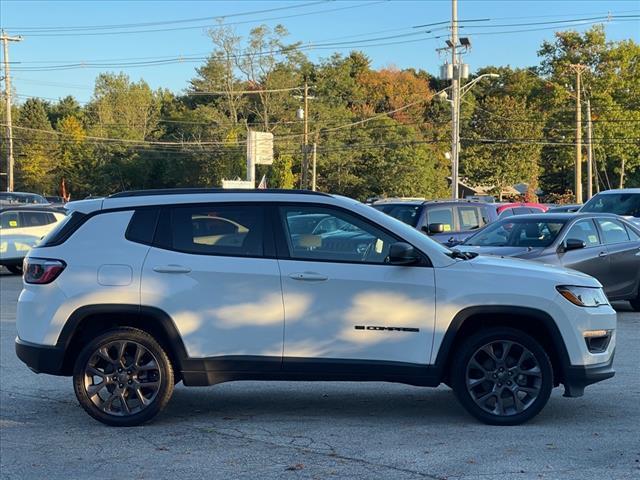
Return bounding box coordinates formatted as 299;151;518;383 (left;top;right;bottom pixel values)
427;223;445;235
563;238;586;252
386;242;420;265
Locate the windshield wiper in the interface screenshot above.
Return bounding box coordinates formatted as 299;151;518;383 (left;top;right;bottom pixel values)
448;249;479;260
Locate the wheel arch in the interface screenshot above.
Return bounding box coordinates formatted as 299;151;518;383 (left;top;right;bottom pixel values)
434;306;570;386
58;304;188;377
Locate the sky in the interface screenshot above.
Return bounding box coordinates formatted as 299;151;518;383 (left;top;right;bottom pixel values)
1;0;639;103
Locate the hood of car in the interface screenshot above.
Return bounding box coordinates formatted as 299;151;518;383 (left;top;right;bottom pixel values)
457;245;546;259
460;251;601;287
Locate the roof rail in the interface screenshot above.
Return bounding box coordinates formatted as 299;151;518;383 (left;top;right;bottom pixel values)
108;188;331;199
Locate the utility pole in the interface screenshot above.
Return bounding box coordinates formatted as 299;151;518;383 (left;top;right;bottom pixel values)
1;31;22;192
300;78;309;189
569;64;588;204
450;0;459;199
586;98;593;199
311;142;317;191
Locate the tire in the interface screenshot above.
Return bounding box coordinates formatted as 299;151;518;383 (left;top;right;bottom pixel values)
5;265;22;275
451;327;553;426
630;298;640;312
73;327;174;427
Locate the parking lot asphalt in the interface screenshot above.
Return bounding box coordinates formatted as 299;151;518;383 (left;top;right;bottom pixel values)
0;271;638;480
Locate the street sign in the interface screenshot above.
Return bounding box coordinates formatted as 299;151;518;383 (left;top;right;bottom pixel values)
222;179;254;189
247;131;274;165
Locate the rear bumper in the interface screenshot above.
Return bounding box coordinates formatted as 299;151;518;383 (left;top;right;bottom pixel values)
15;337;66;375
562;354;615;397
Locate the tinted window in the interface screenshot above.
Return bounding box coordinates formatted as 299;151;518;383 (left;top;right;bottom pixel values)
596;218;630;244
126;208;159;245
427;207;454;232
458;207;482;230
464;219;566;247
565;220;600;247
372;204;422;227
168;205;264;256
512;207;531;215
499;209;514;218
280;206;397;264
20;211;56;227
0;212;20;228
582;193;640;217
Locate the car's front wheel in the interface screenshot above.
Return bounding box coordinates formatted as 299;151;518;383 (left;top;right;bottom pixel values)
73;327;174;426
451;327;553;426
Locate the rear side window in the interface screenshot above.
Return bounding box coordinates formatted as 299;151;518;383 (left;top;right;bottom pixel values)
163;205;265;257
126;208;159;245
626;225;640;241
458;206;482;230
20;211;56;227
596;218;630;244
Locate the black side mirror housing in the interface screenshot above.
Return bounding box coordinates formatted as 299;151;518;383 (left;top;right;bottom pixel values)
387;242;420;265
427;223;446;235
562;238;586;252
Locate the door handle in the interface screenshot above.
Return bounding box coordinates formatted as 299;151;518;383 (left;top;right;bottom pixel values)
598;251;608;258
288;272;328;282
153;265;192;274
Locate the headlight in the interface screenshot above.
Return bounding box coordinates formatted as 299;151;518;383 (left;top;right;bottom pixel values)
556;285;609;307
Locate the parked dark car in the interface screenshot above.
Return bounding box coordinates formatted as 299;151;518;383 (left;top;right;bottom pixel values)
457;212;640;310
580;188;640;227
372;199;498;246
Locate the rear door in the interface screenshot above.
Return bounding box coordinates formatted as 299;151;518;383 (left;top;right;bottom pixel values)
276;203;436;366
595;218;640;299
141;203;284;362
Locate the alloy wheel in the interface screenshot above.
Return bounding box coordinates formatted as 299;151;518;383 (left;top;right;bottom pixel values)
465;340;543;417
83;340;161;416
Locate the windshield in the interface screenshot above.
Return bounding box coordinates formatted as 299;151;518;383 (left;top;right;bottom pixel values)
581;193;640;217
372;204;421;227
463;218;567;248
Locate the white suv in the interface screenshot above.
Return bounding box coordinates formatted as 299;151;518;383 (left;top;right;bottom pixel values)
15;189;616;426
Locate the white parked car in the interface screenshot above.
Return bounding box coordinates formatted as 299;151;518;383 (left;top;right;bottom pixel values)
16;189;616;426
0;207;66;274
580;188;640;227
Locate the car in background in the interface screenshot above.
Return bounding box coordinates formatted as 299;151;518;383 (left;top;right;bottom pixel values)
0;192;49;207
457;212;640;310
45;195;68;207
0;206;66;274
372;199;498;246
546;204;581;213
580;189;640;227
496;202;548;218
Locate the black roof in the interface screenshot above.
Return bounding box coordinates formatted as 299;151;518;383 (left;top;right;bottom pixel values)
109;188;331;198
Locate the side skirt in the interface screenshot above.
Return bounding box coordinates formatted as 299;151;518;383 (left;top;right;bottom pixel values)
180;356;441;388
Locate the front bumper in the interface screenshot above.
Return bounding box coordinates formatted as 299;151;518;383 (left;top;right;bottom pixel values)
15;337;66;375
562;354;615;397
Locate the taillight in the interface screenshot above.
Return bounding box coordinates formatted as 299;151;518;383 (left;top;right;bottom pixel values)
23;258;66;284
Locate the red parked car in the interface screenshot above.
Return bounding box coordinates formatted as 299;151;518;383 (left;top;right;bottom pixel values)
496;202;549;218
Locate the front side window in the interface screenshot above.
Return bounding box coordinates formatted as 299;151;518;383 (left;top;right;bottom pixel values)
427;207;454;232
596;218;630;245
564;220;600;247
167;205;264;257
280;206;397;264
0;212;20;229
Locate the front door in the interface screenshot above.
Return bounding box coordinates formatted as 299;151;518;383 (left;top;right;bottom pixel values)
141;203;284;360
276;204;436;366
559;219;610;286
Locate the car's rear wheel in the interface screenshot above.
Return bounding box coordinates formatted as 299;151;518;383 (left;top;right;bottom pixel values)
630;288;640;311
451;327;553;426
73;327;174;427
5;265;22;275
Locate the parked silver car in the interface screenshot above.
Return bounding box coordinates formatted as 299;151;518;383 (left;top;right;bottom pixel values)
457;212;640;310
